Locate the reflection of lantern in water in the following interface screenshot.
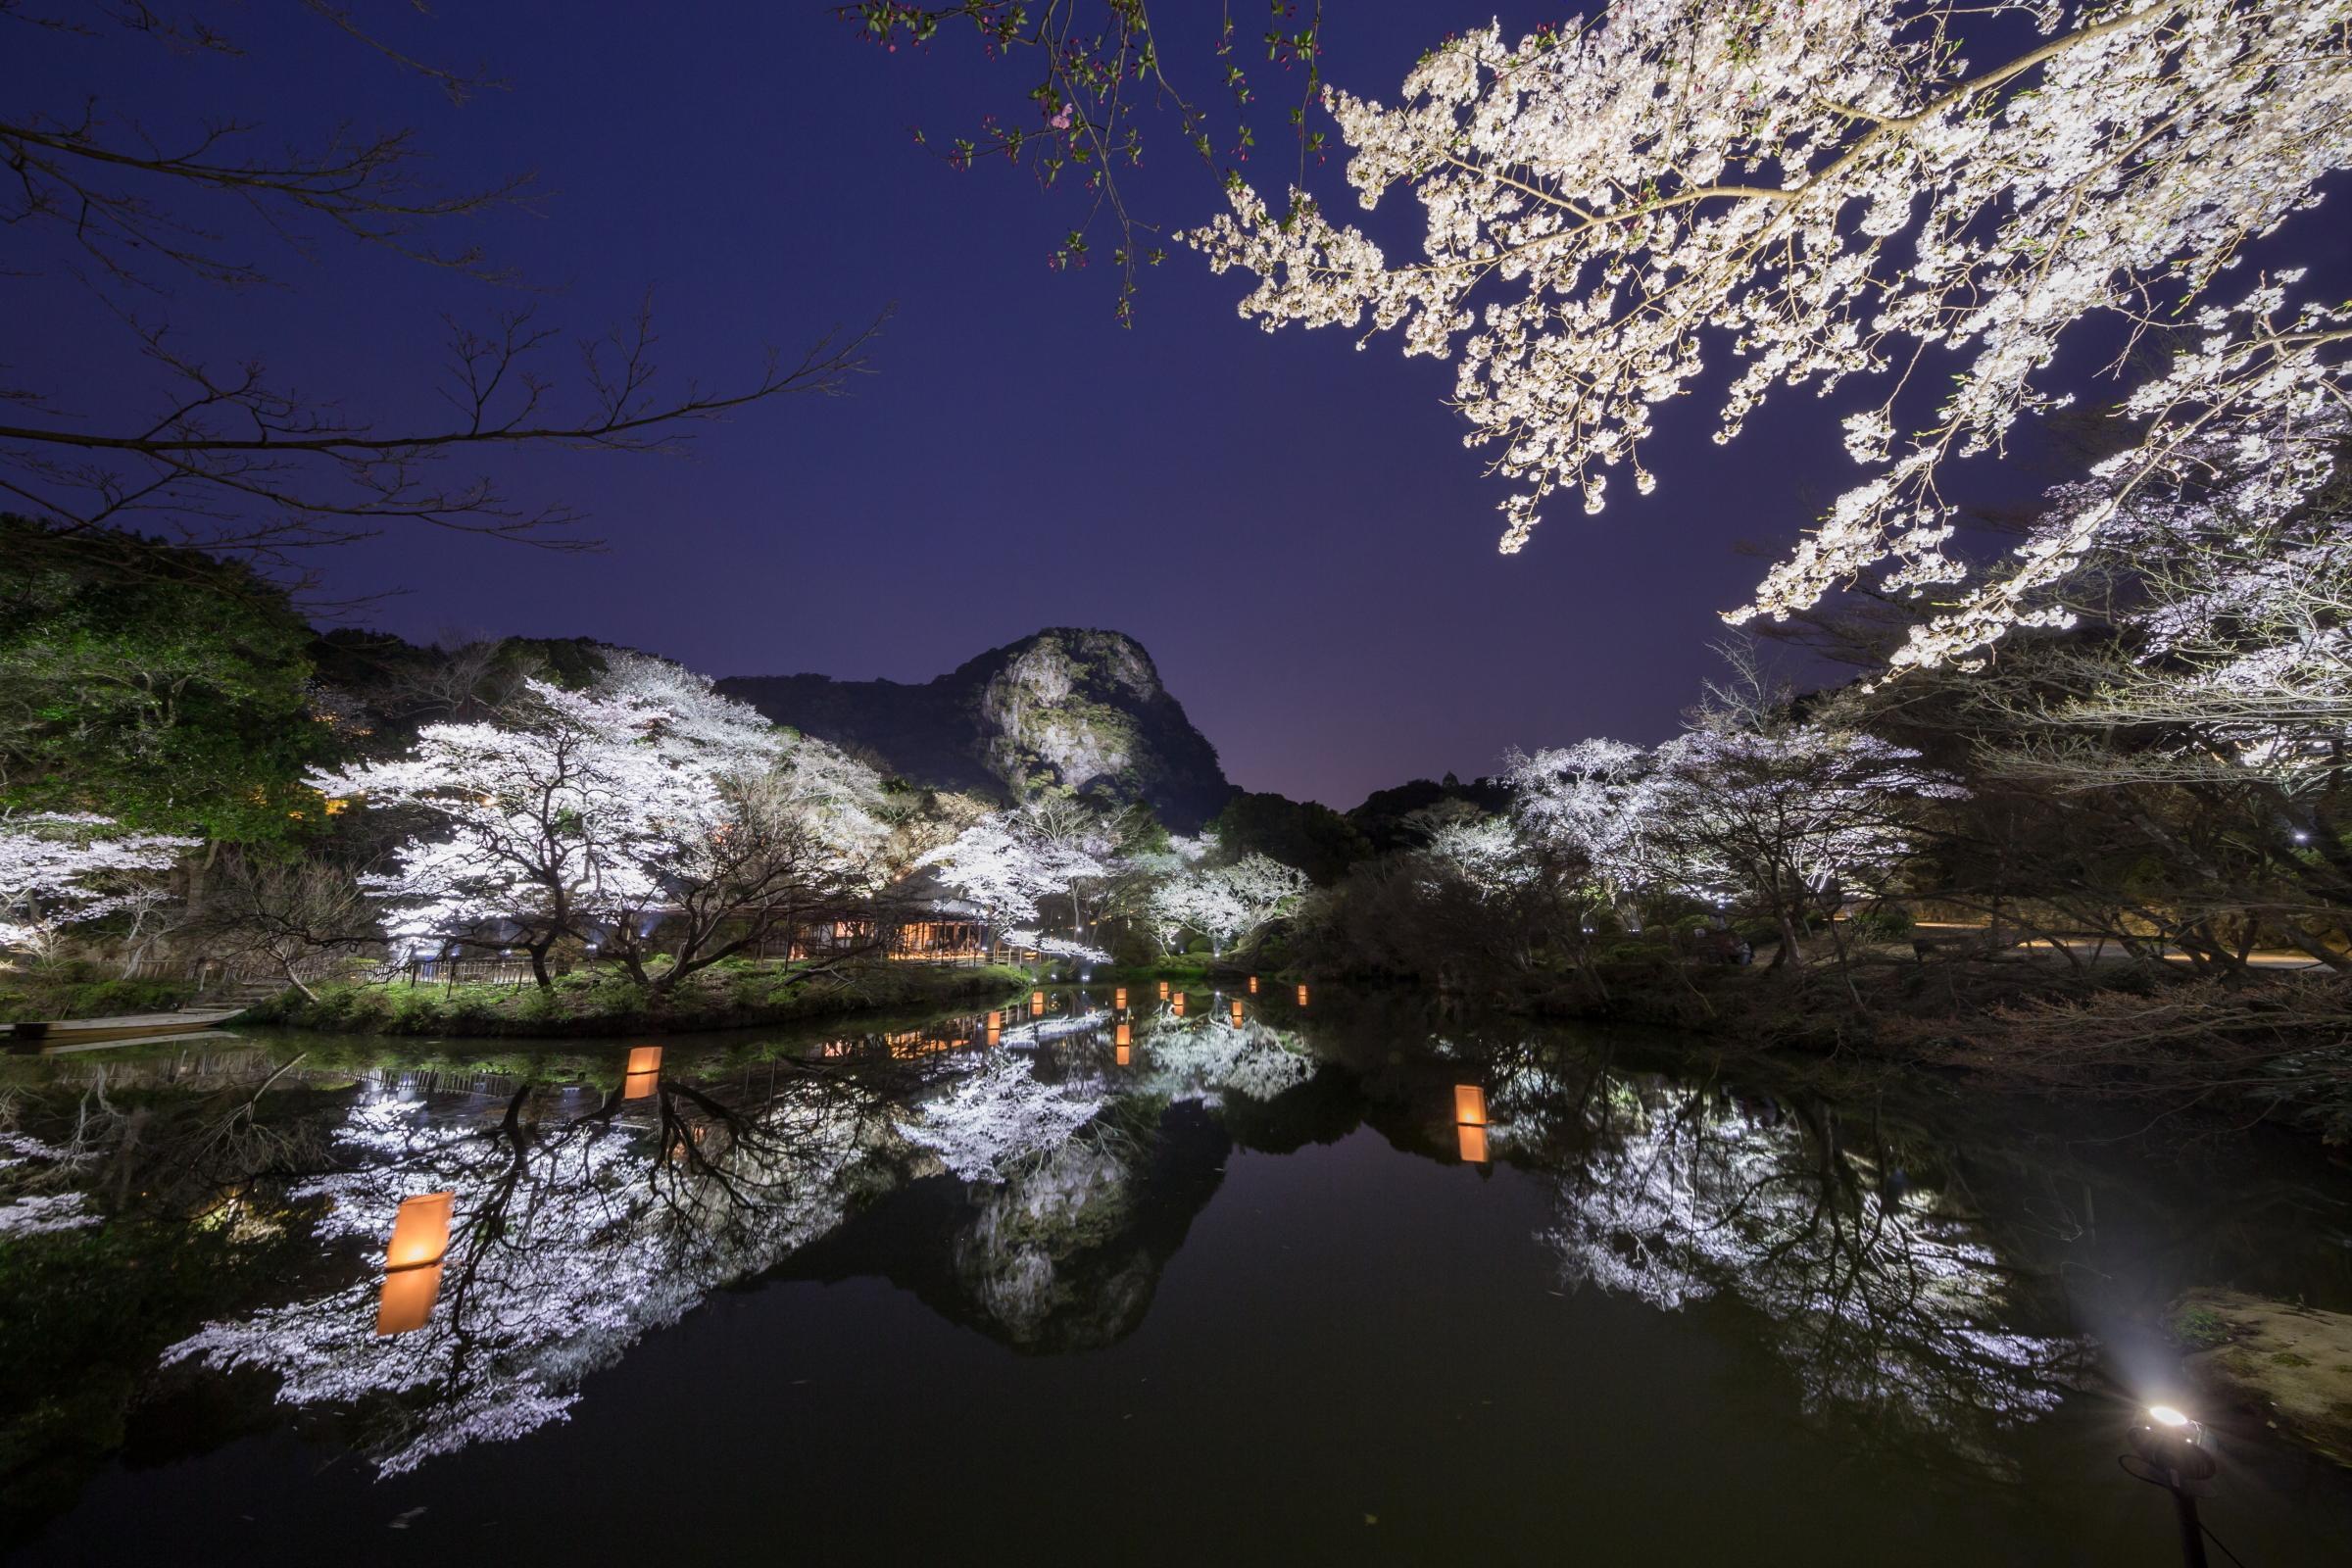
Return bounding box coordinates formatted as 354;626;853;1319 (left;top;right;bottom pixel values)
1114;987;1128;1009
1454;1085;1491;1164
1249;975;1258;995
987;1010;1003;1030
375;1262;445;1336
623;1045;662;1100
375;1192;456;1336
986;1025;1002;1047
1230;999;1245;1028
1297;985;1310;1006
1170;992;1185;1016
1115;1020;1132;1048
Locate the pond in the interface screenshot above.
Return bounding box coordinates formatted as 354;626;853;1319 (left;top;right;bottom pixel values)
3;983;2350;1565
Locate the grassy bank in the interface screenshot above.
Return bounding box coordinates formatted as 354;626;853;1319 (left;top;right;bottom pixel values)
0;964;198;1025
1364;938;2352;1141
239;959;1031;1038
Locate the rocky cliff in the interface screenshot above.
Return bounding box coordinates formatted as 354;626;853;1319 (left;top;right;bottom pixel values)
717;628;1234;830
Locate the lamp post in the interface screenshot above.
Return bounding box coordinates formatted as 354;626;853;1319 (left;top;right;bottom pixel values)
2127;1405;2217;1568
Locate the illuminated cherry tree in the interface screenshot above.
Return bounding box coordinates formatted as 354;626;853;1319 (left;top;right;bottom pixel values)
919;798;1114;935
1507;740;1673;918
1187;1;2352;666
0;811;197;956
314;663;789;986
1146;847;1312;954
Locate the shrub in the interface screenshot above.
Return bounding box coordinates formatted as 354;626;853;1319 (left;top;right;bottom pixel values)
1845;905;1916;943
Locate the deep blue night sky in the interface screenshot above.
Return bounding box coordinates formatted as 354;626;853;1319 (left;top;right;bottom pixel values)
11;4;2343;805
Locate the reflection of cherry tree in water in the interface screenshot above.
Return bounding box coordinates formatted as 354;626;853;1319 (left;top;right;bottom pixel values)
1488;1054;2083;1473
159;1054;994;1474
904;1003;1313;1349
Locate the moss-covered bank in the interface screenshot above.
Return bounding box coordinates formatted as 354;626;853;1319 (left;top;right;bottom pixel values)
0;964;198;1025
239;959;1031;1038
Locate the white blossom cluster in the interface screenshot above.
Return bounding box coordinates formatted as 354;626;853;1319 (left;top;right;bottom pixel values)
0;811;198;955
1527;1072;2079;1461
895;1052;1106;1180
1145;849;1311;953
1187;1;2352;665
313;659;896;959
166;1078;889;1474
1510;722;1960;912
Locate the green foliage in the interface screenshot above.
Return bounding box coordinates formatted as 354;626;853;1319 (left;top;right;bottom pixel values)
0;1218;288;1534
0;518;325;844
0;963;198;1024
2173;1306;2230;1349
1845;905;1917;943
1211;791;1372;885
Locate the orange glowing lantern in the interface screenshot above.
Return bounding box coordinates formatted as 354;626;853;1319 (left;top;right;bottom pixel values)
1230;1000;1245;1027
1157;980;1170;1000
374;1191;456;1336
622;1045;662;1101
1297;985;1310;1006
987;1025;1002;1047
987;1010;1003;1030
1454;1084;1491;1164
1116;1020;1132;1048
1249;975;1258;995
1031;990;1046;1006
384;1192;454;1271
1170;992;1185;1016
1114;987;1128;1009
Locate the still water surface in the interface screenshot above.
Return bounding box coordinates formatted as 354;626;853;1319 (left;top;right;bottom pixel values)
4;984;2351;1565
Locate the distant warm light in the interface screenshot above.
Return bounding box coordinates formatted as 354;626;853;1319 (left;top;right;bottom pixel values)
1031;990;1046;1006
1171;992;1186;1016
1230;1000;1245;1027
2149;1404;2190;1428
1158;980;1170;1000
987;1010;1003;1030
384;1192;454;1271
987;1025;1002;1047
1297;985;1309;1006
1114;987;1128;1009
1116;1021;1132;1048
1248;975;1258;994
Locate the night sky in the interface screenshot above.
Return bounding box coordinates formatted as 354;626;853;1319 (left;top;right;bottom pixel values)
12;4;2345;806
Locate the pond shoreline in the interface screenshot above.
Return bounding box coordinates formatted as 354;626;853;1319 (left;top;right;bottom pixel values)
233;960;1031;1039
1339;951;2352;1142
